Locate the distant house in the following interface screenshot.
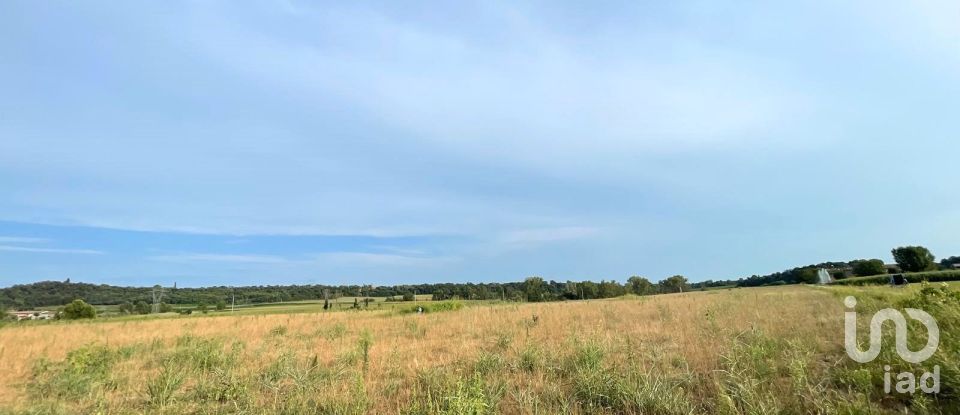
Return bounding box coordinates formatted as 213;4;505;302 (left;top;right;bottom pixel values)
885;264;902;274
8;311;54;321
952;263;960;270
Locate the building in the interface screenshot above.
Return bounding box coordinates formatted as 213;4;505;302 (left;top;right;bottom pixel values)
8;311;54;321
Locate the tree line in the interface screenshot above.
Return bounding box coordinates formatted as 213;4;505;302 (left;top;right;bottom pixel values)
2;245;954;310
0;275;697;310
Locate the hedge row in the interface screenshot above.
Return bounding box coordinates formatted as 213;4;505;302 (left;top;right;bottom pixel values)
832;270;960;286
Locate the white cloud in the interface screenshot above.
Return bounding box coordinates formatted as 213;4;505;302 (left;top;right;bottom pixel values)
313;252;457;267
0;245;103;255
0;236;48;244
499;226;600;248
148;253;289;264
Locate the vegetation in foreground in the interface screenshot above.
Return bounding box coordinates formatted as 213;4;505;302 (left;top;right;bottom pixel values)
1;283;957;414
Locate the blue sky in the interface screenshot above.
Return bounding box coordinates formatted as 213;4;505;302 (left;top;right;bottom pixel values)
1;1;959;287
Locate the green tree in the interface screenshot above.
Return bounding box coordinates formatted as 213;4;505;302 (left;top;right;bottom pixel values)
522;276;545;302
626;276;655;295
134;301;150;315
118;302;134;314
197;302;209;314
159;303;174;313
579;281;599;299
795;268;820;284
940;256;960;270
402;291;415;301
60;299;96;319
892;246;936;272
658;275;690;294
598;280;625;298
215;300;227;311
850;259;887;277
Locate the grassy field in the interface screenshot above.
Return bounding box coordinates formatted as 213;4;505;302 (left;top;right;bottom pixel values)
1;284;957;414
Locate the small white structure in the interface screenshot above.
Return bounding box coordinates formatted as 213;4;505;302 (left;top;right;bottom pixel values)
8;311;54;321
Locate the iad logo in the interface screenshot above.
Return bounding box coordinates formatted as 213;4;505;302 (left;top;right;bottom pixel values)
844;296;940;394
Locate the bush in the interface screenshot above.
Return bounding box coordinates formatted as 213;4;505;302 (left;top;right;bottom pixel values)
399;301;464;314
833;270;960;286
134;301;150;315
59;299;96;320
118;302;134;314
850;259;886;277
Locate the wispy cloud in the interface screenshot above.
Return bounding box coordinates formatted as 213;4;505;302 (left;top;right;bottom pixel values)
499;226;600;248
313;252;456;267
0;245;103;255
0;236;49;244
148;253;289;264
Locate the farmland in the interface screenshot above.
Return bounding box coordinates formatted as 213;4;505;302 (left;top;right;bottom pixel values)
0;283;957;414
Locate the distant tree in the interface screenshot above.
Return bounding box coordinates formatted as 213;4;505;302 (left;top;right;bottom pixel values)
850;259;887;277
794;268;819;284
523;277;546;302
658;275;690;294
197;302;209;314
60;299;96;319
353;298;359;309
159;303;173;313
892;246;936;272
402;292;415;301
940;256;960;270
323;298;330;310
134;301;150;315
215;300;226;311
598;280;625;298
118;302;134;314
579;281;599;299
626;276;656;296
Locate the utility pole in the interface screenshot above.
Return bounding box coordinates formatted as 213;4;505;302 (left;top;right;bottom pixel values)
231;292;235;313
151;285;165;314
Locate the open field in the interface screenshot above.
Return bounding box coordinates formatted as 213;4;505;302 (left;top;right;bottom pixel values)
1;284;957;414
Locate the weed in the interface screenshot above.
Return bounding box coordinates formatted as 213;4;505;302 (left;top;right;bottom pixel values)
146;365;184;408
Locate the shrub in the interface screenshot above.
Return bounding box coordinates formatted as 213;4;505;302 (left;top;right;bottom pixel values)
833;270;960;286
118;302;134;314
59;299;96;320
399;301;464;314
134;301;150;315
850;259;887;277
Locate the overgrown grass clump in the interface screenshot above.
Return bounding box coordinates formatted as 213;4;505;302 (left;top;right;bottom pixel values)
398;301;465;314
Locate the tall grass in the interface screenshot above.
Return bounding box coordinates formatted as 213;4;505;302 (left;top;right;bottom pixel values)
0;285;955;413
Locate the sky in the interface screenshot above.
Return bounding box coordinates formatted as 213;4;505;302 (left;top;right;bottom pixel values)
1;1;959;287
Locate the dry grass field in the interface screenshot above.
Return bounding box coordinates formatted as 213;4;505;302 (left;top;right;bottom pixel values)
0;284;956;414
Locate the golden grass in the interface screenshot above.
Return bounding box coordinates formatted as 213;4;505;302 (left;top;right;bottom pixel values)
0;285;854;414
